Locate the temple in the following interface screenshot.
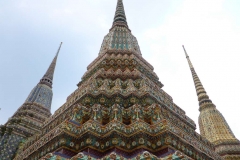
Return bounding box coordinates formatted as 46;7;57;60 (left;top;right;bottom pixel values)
1;0;239;160
0;42;62;159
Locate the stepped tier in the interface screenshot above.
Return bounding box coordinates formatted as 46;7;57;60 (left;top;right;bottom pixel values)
14;102;221;160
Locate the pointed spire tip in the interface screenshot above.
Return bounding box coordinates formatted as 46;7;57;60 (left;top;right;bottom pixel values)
182;45;194;69
182;45;189;58
111;0;129;30
39;43;62;88
56;42;63;57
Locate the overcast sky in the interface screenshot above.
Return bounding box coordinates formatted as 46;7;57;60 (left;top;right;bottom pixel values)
0;0;239;139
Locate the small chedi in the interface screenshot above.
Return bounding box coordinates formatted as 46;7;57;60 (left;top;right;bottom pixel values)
0;43;62;160
0;0;240;160
183;46;240;159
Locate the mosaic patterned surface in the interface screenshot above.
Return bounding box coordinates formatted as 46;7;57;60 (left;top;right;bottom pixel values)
26;84;53;110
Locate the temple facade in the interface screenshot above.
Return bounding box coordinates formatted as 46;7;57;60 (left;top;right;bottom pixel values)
1;0;239;160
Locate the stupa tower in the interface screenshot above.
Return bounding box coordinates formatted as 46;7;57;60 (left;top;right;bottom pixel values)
13;1;224;160
0;42;62;160
183;45;240;159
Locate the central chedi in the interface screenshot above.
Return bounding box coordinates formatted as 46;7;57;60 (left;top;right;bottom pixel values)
14;0;223;160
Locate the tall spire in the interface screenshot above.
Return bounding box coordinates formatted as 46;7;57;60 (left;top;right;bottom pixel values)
39;42;62;88
182;45;211;106
111;0;129;29
183;45;240;158
25;42;62;110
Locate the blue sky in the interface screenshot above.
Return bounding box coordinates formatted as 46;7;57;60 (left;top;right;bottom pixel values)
0;0;240;139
